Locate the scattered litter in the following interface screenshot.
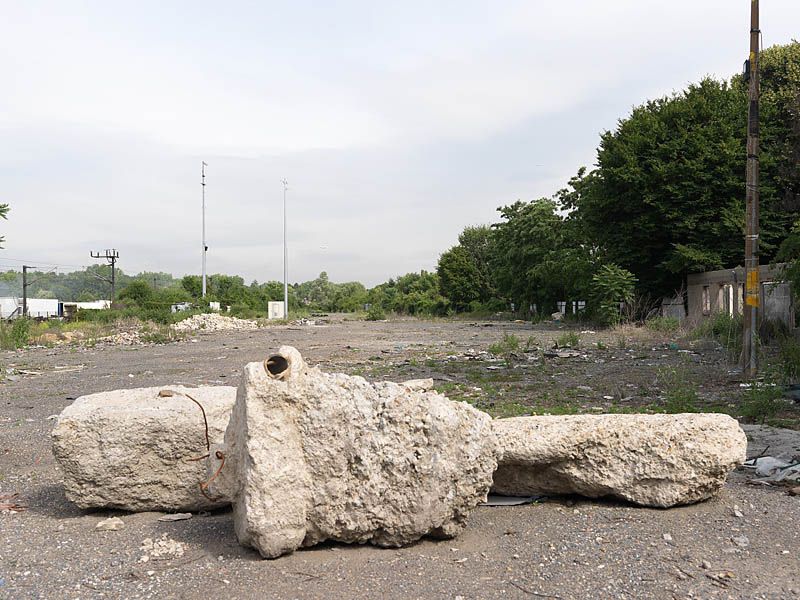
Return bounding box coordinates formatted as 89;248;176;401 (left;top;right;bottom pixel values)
95;517;125;531
481;495;543;507
157;513;193;522
0;493;26;513
743;456;800;483
543;350;581;359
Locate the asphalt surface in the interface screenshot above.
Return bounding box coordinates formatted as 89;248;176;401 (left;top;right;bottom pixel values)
1;319;798;599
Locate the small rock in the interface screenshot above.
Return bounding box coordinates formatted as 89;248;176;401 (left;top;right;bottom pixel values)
95;517;125;531
157;512;192;522
662;533;673;543
701;560;712;570
731;535;750;548
788;486;800;496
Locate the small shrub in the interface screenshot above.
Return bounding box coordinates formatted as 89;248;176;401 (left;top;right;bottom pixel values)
645;316;680;334
591;264;637;326
488;333;521;356
739;383;786;424
556;331;580;348
365;305;386;321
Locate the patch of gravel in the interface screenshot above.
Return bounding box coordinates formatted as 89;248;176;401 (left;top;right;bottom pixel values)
171;313;259;333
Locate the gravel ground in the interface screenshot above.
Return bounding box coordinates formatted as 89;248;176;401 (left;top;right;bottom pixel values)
1;317;798;599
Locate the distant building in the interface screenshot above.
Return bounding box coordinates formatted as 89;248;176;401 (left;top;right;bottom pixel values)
0;297;61;319
686;264;794;329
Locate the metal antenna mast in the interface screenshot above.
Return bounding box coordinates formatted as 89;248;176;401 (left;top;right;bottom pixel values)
282;178;289;318
202;161;208;298
89;249;119;301
743;0;760;377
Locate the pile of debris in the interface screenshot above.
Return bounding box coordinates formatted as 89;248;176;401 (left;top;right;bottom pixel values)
171;313;259;333
98;330;143;346
51;346;748;560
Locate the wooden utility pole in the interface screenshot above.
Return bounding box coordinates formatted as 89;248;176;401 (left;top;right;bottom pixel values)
743;0;760;377
22;265;34;317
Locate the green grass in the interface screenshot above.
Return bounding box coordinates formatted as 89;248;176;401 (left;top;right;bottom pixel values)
691;312;742;358
555;331;580;348
739;382;787;424
645;316;680;334
656;365;701;413
488;333;521;356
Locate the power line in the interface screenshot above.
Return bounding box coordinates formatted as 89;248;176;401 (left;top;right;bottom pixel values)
89;249;120;301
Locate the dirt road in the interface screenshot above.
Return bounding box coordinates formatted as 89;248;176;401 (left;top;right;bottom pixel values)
1;318;798;599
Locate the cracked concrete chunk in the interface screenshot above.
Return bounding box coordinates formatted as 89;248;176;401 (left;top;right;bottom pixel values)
52;385;236;511
221;346;499;558
491;413;747;507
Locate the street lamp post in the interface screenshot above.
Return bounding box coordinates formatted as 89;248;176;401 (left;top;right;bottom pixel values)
201;161;208;298
282;178;289;319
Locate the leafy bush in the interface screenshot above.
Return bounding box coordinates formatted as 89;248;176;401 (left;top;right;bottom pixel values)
0;318;32;350
591;264;637;326
365;305;386;321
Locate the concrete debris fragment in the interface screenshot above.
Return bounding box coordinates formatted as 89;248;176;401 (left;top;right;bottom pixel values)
95;517;125;531
171;313;259;332
52;385;236;511
543;350;582;359
401;378;435;392
216;346;499;559
491;414;747;507
157;513;193;522
140;535;185;561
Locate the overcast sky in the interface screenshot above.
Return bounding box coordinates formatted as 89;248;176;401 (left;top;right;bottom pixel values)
2;1;799;287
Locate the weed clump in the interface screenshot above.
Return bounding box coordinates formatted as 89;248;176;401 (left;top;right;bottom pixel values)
555;331;580;348
488;333;521;356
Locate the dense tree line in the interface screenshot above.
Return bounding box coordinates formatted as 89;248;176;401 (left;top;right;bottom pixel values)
438;41;800;318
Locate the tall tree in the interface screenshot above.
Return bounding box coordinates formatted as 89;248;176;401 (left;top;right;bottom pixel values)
573;42;800;297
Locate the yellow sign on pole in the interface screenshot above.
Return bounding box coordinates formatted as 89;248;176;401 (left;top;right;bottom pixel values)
745;270;759;307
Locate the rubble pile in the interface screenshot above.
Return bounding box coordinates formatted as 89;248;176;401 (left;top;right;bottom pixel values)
171;313;259;332
50;346;749;560
98;330;143;345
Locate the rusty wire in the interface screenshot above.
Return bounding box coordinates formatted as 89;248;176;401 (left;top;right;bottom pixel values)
159;389;210;457
158;389;225;501
199;450;226;502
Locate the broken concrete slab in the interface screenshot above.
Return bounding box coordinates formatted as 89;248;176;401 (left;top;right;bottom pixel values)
217;346;499;559
491;413;747;507
52;385;236;512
